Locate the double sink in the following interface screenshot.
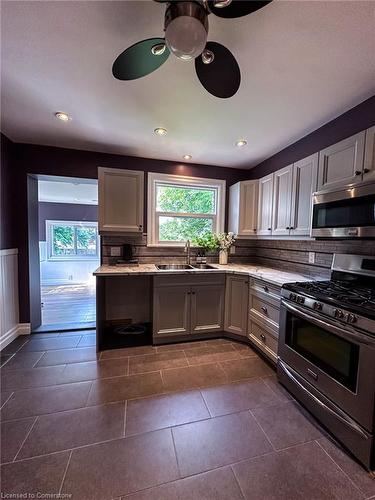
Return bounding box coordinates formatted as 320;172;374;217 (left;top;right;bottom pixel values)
155;264;216;270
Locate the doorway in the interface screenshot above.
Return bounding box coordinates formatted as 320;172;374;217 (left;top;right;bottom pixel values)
37;176;99;331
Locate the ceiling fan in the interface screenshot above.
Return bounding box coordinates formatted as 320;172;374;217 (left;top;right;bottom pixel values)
112;0;272;98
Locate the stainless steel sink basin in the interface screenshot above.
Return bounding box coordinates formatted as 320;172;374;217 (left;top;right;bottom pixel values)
191;264;216;270
155;264;194;270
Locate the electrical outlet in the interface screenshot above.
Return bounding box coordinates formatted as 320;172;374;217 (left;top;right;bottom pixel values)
230;246;236;255
308;252;315;264
110;246;122;257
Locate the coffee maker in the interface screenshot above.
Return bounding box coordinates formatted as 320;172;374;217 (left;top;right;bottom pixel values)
116;244;138;265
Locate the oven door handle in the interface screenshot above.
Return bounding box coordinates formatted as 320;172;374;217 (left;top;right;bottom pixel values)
281;300;375;346
278;359;369;440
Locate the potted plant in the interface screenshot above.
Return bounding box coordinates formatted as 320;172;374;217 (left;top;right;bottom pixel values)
192;232;219;261
216;232;236;265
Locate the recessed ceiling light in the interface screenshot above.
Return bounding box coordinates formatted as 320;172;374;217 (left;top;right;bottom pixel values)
183;154;192;160
55;111;71;122
235;139;247;147
154;127;167;136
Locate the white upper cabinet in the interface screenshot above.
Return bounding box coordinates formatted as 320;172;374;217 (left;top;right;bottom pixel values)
98;167;144;233
364;126;375;182
317;131;366;191
290;153;318;236
228;180;258;237
257;174;274;236
272;165;293;236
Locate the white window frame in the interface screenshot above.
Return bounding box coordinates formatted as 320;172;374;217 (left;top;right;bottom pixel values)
46;220;100;261
147;172;226;247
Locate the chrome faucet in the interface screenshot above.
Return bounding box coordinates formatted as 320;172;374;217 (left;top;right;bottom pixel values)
184;240;191;265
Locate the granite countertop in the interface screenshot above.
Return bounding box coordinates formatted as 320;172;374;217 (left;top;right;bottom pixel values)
94;262;319;286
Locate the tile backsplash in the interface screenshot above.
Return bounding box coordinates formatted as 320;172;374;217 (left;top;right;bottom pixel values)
251;238;375;278
101;234;255;265
101;234;375;278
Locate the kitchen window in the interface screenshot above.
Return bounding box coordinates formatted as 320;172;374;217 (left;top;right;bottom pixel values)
46;220;99;260
147;173;225;246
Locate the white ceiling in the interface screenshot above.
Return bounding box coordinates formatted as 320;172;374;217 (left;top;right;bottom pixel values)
38;177;98;205
1;0;375;169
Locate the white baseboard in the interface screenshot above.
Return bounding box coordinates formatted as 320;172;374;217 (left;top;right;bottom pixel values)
0;323;31;351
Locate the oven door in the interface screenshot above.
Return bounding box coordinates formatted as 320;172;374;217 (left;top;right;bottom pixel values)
278;300;375;431
311;182;375;238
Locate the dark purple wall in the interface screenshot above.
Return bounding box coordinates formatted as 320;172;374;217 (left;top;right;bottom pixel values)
38;202;98;240
0;134;17;249
247;95;375;179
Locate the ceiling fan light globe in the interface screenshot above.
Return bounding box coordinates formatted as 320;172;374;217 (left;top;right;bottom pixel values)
165;16;207;61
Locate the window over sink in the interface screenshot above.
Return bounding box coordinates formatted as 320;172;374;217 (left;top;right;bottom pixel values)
147;173;225;246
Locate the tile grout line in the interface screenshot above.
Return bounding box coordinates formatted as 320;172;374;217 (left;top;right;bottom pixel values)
315;439;366;497
230;464;247;500
123;400;127;437
13;416;38;462
84;380;95;407
199;389;213;418
58;449;72;495
170;427;183;479
248;408;276;452
0;391;14;409
31;351;46;368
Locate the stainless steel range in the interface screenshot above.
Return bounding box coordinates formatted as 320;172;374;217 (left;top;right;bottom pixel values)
278;254;375;469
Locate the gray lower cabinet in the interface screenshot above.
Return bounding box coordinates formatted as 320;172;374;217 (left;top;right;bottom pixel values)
248;278;281;363
153;275;225;339
224;275;249;336
191;284;225;334
153;284;190;337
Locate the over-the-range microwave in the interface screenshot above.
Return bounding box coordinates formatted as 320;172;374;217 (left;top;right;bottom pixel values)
311;180;375;238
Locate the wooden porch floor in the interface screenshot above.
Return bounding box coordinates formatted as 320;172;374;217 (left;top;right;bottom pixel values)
41;284;96;326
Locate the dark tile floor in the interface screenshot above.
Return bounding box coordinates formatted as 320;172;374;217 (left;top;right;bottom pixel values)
1;332;374;500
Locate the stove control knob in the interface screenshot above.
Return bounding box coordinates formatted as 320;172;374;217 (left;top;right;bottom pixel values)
313;302;322;311
347;314;357;324
334;309;344;319
297;296;305;304
289;293;297;301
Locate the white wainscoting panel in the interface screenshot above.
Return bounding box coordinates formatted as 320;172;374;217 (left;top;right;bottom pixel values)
0;249;30;350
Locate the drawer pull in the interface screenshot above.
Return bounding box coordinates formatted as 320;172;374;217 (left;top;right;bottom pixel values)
263;285;269;293
260;333;266;342
307;368;318;380
261;306;268;314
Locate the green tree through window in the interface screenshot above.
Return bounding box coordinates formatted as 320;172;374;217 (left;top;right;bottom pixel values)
156;185;216;242
49;222;98;258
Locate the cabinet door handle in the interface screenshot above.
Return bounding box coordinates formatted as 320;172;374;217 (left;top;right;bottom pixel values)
138;225;143;230
355;170;362;176
290;226;294;230
192;291;196;295
268;227;272;231
260;333;266;342
261;306;268;314
286;226;290;230
253;228;257;232
363;168;370;174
